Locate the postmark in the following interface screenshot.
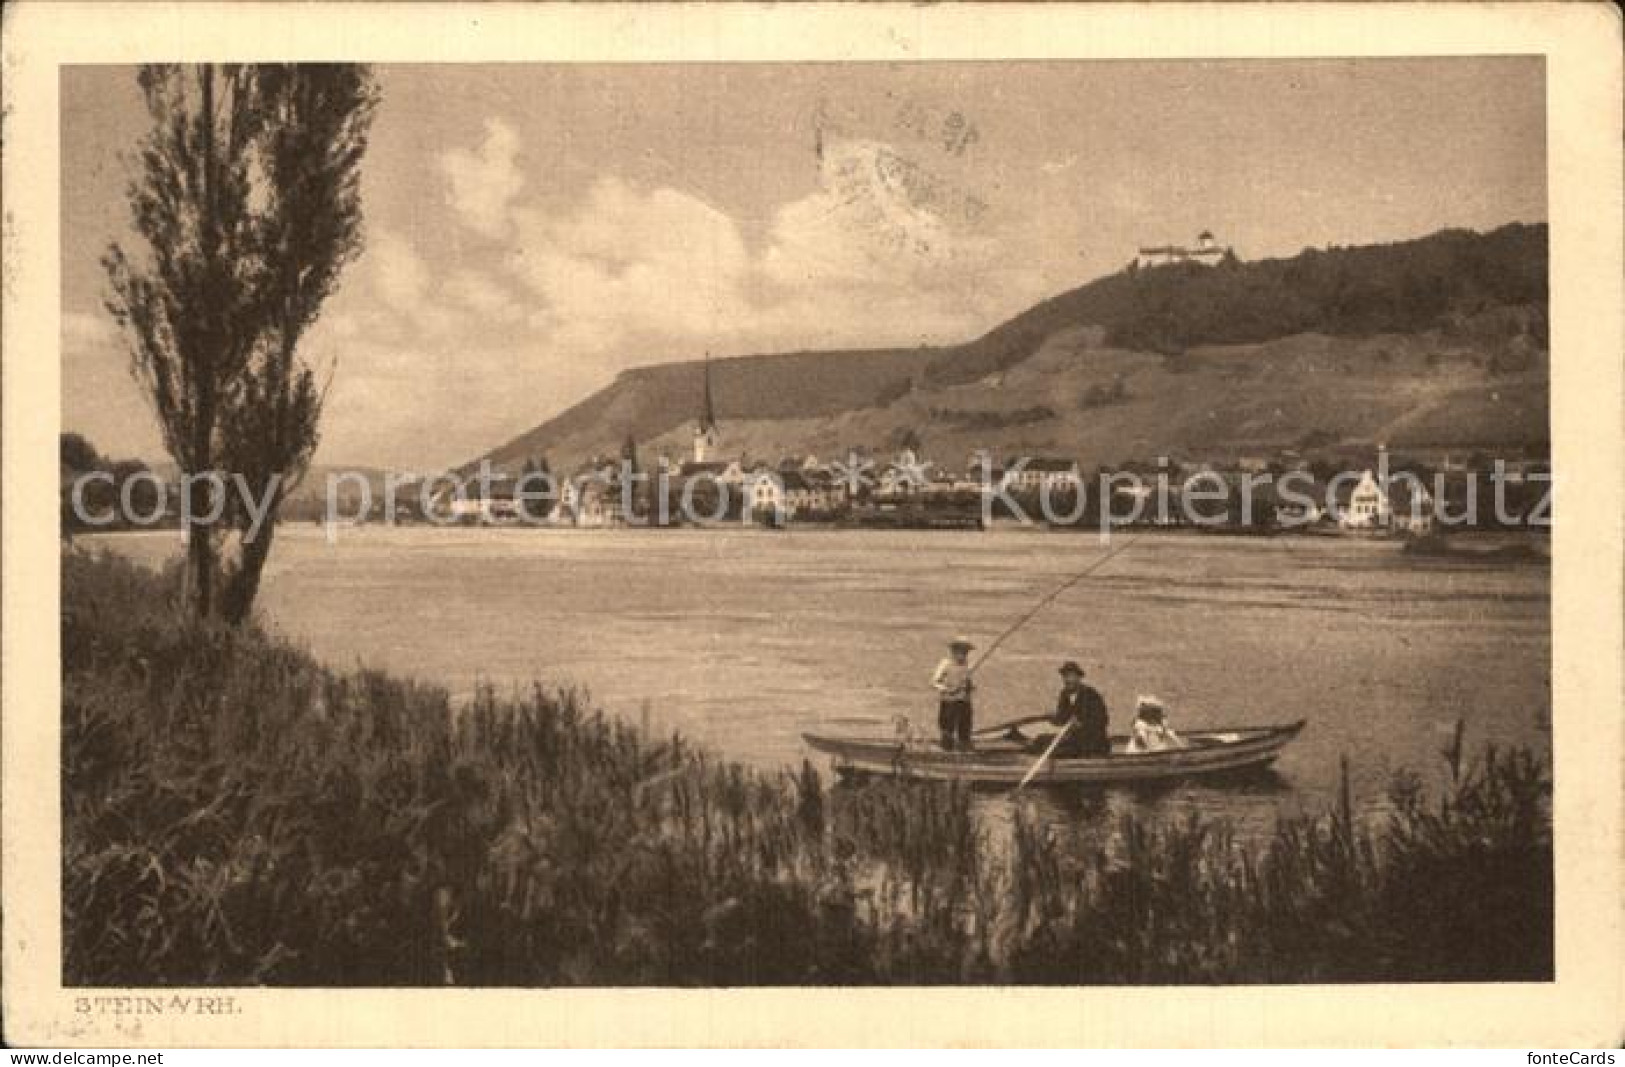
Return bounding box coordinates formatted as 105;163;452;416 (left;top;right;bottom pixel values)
811;94;991;266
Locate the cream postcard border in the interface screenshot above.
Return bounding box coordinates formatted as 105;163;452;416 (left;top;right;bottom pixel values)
4;1;1620;1048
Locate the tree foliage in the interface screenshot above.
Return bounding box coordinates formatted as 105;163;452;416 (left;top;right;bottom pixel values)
59;433;162;538
60;432;104;473
103;64;378;623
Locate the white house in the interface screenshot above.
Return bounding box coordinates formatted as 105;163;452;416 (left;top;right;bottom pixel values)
436;473;523;523
1337;470;1434;534
1386;479;1435;534
745;467;785;517
555;460;631;527
1002;457;1083;494
1136;230;1225;270
572;480;612;527
1340;471;1388;528
781;470;840;516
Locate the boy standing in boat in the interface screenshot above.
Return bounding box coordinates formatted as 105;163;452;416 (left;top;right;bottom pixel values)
931;637;976;751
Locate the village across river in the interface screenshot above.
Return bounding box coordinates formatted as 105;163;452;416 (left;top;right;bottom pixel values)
92;524;1550;843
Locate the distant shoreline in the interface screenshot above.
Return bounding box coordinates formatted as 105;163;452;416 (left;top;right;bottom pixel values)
72;520;1552;544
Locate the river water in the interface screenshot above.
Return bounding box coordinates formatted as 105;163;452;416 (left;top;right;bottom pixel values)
92;525;1550;840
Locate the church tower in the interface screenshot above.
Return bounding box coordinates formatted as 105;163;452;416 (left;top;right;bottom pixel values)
694;356;720;463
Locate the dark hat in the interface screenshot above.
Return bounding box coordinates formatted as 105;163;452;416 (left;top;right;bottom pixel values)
1058;660;1085;676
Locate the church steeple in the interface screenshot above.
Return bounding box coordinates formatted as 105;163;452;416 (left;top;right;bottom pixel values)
694;356;720;463
700;356;718;435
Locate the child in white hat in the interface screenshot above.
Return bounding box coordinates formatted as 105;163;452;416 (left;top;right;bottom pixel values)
1127;695;1187;753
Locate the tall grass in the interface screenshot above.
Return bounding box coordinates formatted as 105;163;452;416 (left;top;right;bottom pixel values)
63;549;1551;985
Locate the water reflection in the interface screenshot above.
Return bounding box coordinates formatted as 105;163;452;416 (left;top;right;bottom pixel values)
825;760;1307;861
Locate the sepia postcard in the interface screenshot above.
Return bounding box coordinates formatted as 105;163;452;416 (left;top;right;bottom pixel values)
3;1;1621;1049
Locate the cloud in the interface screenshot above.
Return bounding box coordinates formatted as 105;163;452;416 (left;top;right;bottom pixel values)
445;268;526;323
305;227;543;464
507;177;752;357
437;118;524;239
313;332;609;470
498;141;1008;365
63;309;119;351
307;132;1041;466
754;140;1007;346
368;229;454;336
371;228;428;307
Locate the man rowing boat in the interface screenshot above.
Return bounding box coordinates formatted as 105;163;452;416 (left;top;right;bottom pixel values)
1005;660;1111;758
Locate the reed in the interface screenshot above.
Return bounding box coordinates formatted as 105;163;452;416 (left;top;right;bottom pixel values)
62;549;1551;985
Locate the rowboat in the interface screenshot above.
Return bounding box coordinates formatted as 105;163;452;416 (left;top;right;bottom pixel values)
802;720;1305;786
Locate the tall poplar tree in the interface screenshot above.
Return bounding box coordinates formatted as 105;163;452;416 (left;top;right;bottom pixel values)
104;64;378;622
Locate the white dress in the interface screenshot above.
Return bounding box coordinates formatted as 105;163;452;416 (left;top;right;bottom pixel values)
1128;718;1186;753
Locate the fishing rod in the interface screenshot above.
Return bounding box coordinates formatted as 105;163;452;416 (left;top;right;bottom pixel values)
862;530;1145;740
965;530;1145;742
970;530;1145;676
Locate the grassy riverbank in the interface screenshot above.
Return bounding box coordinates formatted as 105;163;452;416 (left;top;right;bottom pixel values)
63;549;1551;985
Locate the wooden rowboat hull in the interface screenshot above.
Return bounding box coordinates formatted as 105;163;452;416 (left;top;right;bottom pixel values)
802;721;1306;786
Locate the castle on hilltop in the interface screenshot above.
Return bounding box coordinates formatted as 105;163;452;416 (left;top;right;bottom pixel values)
1136;230;1227;269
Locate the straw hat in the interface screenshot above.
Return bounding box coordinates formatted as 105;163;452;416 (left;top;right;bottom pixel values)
949;635;975;650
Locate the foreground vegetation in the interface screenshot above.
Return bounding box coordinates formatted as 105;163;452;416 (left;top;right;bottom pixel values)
64;550;1551;985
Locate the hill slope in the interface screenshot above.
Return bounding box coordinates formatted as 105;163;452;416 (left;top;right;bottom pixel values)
482;346;935;471
480;223;1548;472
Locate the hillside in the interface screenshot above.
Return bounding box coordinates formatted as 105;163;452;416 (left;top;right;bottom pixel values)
479;223;1548;472
481;346;935;471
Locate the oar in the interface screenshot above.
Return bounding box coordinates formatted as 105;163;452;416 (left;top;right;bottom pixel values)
1015;721;1074;791
971;714;1051;738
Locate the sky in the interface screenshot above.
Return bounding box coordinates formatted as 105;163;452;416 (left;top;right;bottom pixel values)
60;59;1546;470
